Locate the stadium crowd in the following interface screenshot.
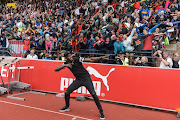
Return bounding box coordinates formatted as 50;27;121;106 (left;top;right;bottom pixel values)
0;0;180;68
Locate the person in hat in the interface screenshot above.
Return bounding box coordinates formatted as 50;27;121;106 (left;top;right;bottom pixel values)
172;53;180;68
59;50;66;61
55;52;108;119
44;53;53;60
115;51;129;65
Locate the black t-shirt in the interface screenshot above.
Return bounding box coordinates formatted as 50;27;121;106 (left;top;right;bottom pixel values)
133;34;150;51
64;57;90;80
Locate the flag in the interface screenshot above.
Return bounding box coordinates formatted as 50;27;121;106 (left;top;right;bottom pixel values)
133;1;140;10
7;3;16;9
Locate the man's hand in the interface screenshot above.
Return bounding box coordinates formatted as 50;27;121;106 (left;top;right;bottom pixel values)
157;50;162;54
159;53;163;59
102;55;109;60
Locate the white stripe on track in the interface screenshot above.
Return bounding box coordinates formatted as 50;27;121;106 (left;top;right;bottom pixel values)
0;100;93;120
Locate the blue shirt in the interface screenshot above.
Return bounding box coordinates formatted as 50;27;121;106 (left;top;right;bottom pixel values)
139;8;149;17
114;41;125;54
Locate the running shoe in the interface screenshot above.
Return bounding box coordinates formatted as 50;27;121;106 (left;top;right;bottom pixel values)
60;106;70;112
100;112;105;119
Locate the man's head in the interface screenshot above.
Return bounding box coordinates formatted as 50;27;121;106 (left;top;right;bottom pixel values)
141;56;148;64
30;49;35;55
143;28;148;35
64;51;73;61
162;50;169;59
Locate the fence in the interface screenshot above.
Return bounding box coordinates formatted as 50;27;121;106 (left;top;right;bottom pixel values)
8;39;157;66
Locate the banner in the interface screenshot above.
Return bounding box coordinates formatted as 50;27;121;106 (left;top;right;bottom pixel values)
20;59;180;111
7;3;16;9
9;40;23;57
0;62;20;84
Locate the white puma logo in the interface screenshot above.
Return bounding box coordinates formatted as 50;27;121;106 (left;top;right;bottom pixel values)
86;66;115;91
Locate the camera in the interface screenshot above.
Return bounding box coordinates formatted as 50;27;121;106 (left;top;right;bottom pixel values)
156;52;163;58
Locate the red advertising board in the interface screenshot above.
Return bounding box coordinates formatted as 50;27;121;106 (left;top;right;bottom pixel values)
20;59;180;111
0;63;20;84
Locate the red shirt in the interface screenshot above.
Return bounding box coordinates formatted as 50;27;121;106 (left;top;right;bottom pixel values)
143;34;154;50
23;40;30;50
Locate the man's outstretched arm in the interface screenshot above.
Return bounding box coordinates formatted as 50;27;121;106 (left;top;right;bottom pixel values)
83;56;109;62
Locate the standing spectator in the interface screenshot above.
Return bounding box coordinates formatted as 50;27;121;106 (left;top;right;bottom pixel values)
0;32;9;48
22;35;30;58
87;34;96;55
45;37;52;53
114;37;124;54
26;49;38;59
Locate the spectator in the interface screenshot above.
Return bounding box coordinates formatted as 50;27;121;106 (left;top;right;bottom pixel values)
45;37;52;52
134;56;149;66
114;37;124;54
115;52;129;65
22;35;30;58
26;49;38;59
44;53;53;60
172;53;180;68
153;50;173;68
0;32;9;48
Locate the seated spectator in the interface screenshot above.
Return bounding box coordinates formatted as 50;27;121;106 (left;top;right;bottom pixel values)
115;52;129;65
26;49;38;59
44;53;53;60
134;56;149;66
172;53;180;68
153;50;173;68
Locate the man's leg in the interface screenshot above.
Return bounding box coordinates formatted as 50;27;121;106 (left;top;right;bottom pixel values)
61;80;82;111
83;78;105;119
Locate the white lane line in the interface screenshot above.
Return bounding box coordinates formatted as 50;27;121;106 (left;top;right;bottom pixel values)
72;117;77;120
0;100;93;120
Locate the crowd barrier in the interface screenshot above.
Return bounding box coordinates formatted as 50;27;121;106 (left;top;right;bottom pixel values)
15;59;180;111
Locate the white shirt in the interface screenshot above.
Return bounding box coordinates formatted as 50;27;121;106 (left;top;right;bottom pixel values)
26;54;38;59
16;22;25;28
160;57;173;68
135;22;143;27
92;2;97;7
75;8;80;15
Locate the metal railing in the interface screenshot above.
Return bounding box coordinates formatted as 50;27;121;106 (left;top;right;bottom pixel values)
0;47;19;57
34;49;157;66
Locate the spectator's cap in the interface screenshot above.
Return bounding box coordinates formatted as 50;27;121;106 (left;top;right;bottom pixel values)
64;51;71;57
60;50;66;53
45;53;49;57
173;53;179;57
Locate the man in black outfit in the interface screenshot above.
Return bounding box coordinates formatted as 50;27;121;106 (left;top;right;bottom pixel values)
55;52;108;119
